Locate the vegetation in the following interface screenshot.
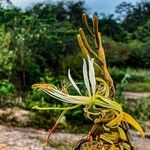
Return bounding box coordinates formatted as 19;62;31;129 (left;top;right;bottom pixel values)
0;0;149;145
0;0;149;86
110;68;150;92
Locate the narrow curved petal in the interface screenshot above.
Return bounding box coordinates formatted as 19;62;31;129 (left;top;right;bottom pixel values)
68;69;82;95
83;58;91;97
88;57;96;95
44;89;89;104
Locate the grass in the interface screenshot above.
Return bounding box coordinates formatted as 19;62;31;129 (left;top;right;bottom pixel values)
126;68;150;81
126;68;150;92
110;68;150;92
48;140;74;149
125;82;150;92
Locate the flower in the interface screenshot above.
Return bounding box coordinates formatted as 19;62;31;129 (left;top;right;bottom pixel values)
32;57;122;112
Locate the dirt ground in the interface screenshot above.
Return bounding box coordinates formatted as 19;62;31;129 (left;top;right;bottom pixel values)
0;125;150;150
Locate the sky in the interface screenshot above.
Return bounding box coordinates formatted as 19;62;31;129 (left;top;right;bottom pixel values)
11;0;144;15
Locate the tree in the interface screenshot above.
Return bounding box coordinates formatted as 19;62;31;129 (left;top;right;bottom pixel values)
117;1;150;32
0;26;16;79
115;2;134;20
0;0;13;7
67;0;86;27
130;20;150;41
100;14;127;42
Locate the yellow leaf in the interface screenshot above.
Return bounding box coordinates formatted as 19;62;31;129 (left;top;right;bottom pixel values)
109;144;115;150
118;127;127;141
106;112;123;127
123;112;144;138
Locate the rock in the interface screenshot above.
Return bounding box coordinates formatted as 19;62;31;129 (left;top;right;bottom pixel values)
0;108;30;125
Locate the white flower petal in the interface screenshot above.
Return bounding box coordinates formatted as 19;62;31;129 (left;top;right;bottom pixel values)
83;58;91;97
68;69;82;95
88;57;96;95
44;89;90;105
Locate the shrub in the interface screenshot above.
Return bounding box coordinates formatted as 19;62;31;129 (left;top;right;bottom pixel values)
0;79;16;107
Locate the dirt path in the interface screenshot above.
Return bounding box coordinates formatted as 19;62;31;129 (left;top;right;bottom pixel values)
124;92;150;99
0;125;83;150
0;125;150;150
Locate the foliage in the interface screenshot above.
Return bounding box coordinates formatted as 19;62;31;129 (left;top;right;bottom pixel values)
116;1;150;32
0;79;16;108
103;37;131;67
99;15;127;42
135;97;150;121
125;82;150;92
103;36;150;68
110;68;150;92
115;2;134;20
0;26;16;78
130;20;150;42
128;39;150;68
110;67;126;84
0;79;15;96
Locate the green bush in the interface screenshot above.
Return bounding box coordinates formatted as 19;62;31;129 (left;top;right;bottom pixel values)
103;37;150;69
124;97;150;130
0;79;16;107
103;37;131;67
0;26;16;78
110;67;126;84
122;68;150;92
128;39;150;68
125;82;150;92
